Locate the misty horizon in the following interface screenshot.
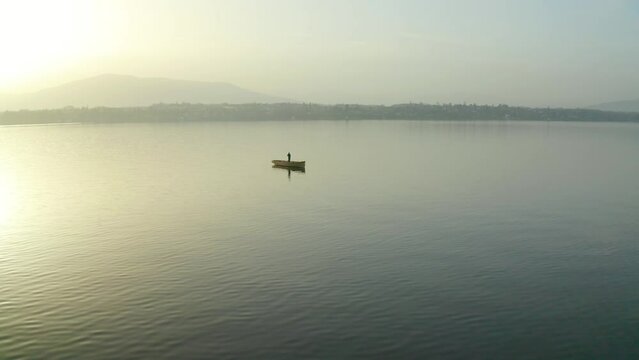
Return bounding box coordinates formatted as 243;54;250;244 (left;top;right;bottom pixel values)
1;73;638;112
1;0;639;108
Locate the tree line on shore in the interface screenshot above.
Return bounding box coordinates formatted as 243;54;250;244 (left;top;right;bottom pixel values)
1;103;638;125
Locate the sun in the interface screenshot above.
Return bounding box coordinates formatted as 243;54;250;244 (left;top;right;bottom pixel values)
0;0;109;91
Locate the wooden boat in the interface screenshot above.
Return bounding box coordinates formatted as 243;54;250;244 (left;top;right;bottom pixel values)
272;160;305;168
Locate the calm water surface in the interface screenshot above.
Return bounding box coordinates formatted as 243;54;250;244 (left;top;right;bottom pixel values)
1;120;638;359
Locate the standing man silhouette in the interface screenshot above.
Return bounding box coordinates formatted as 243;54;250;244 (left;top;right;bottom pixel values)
287;152;291;162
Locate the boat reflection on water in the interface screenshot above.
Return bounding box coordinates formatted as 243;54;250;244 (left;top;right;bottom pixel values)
272;165;305;173
272;165;306;179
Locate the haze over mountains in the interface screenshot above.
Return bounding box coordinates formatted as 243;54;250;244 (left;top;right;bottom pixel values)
590;99;639;113
1;74;638;113
0;74;291;110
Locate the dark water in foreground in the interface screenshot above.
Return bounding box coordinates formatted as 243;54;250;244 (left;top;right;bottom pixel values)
1;120;638;359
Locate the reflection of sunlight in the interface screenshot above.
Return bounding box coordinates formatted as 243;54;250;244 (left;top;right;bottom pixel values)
0;173;17;226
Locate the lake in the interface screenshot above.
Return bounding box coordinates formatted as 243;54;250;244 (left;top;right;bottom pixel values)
1;120;638;359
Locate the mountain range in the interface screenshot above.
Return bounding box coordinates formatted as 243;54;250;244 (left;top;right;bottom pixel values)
1;74;638;112
0;74;291;110
590;99;639;113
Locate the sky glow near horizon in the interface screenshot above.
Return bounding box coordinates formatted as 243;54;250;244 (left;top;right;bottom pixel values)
0;0;638;106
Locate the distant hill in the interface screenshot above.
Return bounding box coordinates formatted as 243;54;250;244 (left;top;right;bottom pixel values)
590;99;639;113
0;74;291;110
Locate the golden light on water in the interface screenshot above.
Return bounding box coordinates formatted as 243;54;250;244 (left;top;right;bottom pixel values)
0;172;16;226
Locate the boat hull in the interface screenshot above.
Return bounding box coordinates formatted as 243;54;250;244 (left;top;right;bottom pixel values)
272;160;305;168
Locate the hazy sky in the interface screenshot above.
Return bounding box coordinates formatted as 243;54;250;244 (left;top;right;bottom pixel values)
1;0;638;106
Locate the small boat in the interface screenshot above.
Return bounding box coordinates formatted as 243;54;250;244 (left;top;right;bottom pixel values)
272;160;305;168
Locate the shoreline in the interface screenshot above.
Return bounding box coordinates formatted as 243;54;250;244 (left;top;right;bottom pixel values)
2;103;639;126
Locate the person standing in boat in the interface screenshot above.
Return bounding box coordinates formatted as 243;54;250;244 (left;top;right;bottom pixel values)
287;152;291;162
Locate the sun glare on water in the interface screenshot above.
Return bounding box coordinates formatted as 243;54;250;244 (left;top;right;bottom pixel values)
0;172;17;226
